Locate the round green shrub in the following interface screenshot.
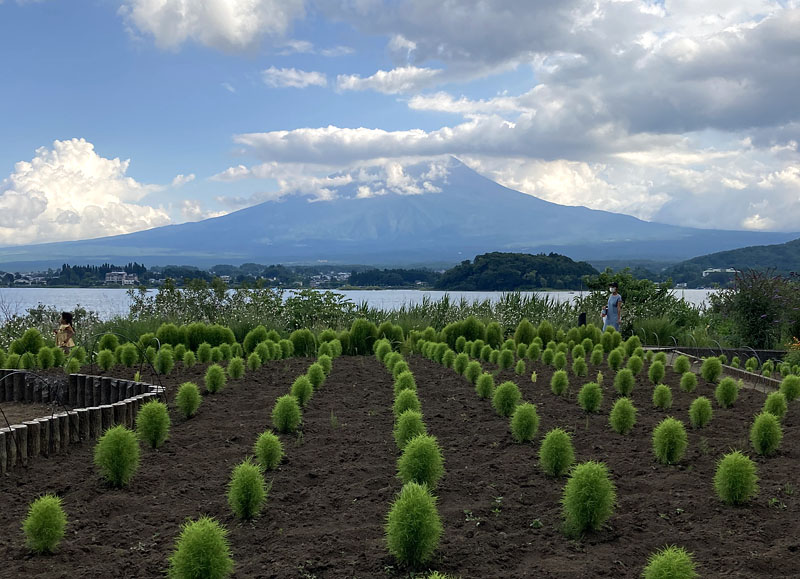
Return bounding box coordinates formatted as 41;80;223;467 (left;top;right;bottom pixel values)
289;328;317;357
731;356;740;368
6;352;20;369
489;349;500;364
556;341;569;354
96;349;114;371
182;349;196;368
291;376;314;407
432;343;448;364
609;397;637;435
700;357;723;383
397;434;445;488
392;360;410;380
10;328;45;355
607;348;623;371
590;347;604;366
498;348;515;370
204;364;226;393
654;351;667;365
551;370;569;396
278;339;294;358
613;369;635;396
780;375;800;402
218;343;232;361
572;357;588;377
470;340;484;359
510;402;539;443
626;355;643;375
155;348;175;375
254;431;283;470
348;318;377;355
176;382;202;418
763;391;787;420
196;342;212;363
174;343;187;360
317;341;333;358
714;450;758;505
50;346;65;367
515;359;526;375
648;360;665;384
502;338;516;351
453;353;469;375
642;545;699;579
118;343;138;367
492;380;521;417
394;371;417;396
136;400;170;449
243;326;269;354
22;494;67;554
36;347;54;370
475;373;494;399
94;425;140;487
317;354;332;376
328;338;343;358
65;357;81;374
385;482;442;566
394;389;421;417
679;371;697;393
384;351;403;373
561;461;616;536
514;318;536;345
688;397;713;428
673;355;691;375
464;361;483;384
571;344;586;360
541;348;555;365
480;345;493;361
526;342;541;361
515;342;528;359
750;411;782;456
578;382;603;413
536;320;554;345
652;417;688;465
210;347;223;363
98;333;119;353
442;349;456;369
226;357;244;379
715;377;739;408
247;351;261;372
254;341;272;362
394;409;426;449
652;384;673;410
306;363;325;389
227;458;267;519
168;516;233;579
272;394;302;433
454;336;466;353
539;428;575;477
553;351;567;371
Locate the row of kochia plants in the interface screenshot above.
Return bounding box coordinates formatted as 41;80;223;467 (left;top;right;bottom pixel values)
17;333;338;579
407;317;800;578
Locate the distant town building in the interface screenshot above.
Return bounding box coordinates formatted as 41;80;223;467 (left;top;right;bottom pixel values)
702;268;737;277
105;271;139;285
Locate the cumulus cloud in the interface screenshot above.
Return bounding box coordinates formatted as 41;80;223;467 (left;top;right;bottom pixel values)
179;200;227;221
336;66;442;94
262;66;327;88
171;173;196;187
120;0;305;51
0;138;171;245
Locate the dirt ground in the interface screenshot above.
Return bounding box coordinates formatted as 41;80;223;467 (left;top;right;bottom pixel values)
0;354;798;578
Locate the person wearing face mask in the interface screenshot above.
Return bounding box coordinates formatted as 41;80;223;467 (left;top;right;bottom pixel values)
605;282;622;332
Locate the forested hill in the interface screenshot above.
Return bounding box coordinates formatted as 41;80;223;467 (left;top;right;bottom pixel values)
436;252;598;290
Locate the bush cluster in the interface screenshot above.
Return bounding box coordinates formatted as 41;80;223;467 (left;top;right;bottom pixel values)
475;373;494;399
578;382;603;413
272;394;301;433
613;369;635;396
394;409;426;449
652;384;672;410
551;370;569;396
394;389;421;417
290;376;314;407
715;377;739;408
642;545;699;579
750;412;782;456
700;357;723;383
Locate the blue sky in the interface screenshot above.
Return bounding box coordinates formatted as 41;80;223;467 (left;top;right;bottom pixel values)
1;0;799;245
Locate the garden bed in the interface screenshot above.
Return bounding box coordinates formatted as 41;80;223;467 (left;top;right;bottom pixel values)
0;355;798;578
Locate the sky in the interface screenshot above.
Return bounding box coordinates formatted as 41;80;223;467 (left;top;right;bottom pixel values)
0;0;799;246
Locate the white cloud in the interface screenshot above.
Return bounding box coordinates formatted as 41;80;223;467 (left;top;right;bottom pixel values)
171;173;195;187
336;66;442;94
210;164;251;182
278;39;314;54
262;66;327;88
0;138;171;245
120;0;305;51
179;200;227;221
320;45;354;57
221;82;236;93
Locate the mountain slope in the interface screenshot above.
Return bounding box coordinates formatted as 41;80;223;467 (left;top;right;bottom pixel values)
0;159;797;268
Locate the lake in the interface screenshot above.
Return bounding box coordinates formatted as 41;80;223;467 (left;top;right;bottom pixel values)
0;287;717;320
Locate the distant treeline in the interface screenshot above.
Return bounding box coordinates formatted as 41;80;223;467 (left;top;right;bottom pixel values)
348;268;441;287
53;263;147;285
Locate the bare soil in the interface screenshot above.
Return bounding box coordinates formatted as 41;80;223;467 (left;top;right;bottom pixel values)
0;354;798;578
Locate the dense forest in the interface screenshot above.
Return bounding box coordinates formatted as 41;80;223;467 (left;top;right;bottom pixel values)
52;263;147;285
435;252;598;290
348;268;441;287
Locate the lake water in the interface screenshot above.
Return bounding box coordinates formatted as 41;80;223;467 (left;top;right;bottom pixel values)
0;287;717;320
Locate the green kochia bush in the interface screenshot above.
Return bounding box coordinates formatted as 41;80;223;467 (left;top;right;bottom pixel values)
307;363;326;389
272;394;301;433
542;348;555;366
384;352;403;373
763;391;787;420
218;343;232;361
397;434;445;488
715;377;739;408
561;461;616;536
317;354;332;376
227;357;244;379
680;372;697;393
392;360;410;380
385;482;442;566
394;410;426;450
780;375;800;402
246;352;261;372
480;345;494;361
551;370;569;396
572;357;588;377
652;385;672;410
204;364;226;393
689;397;713;428
136;401;171;449
168;516;233;579
464;361;483;385
714;450;758;505
489;349;500;364
453;353;469;375
243;325;268;354
526;342;541;361
50;347;65;367
289;328;317;357
94;425;140;487
648;360;665;385
750;412;782;456
197;342;212;363
65;357;81;374
553;351;567;371
492;381;521;417
23;494;67;554
626;355;643;375
673;355;691;374
278;339;293;358
613;369;635;396
155;348;175;375
394;389;421;417
590;347;604;366
700;357;723;383
498;349;515;370
578;382;603;413
176;382;202;418
607;349;623;371
394;371;417;396
290;376;314;407
642;545;699;579
119;343;138;367
182;350;196;368
254;431;283;470
475;373;494;399
539;428;575;477
97;349;115;371
652;418;688;465
36;347;54;370
442;350;456;369
98;333;119;353
510;402;539;443
210;347;223;363
227;458;267;519
349;318;377;355
609;397;637;435
515;359;526;375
